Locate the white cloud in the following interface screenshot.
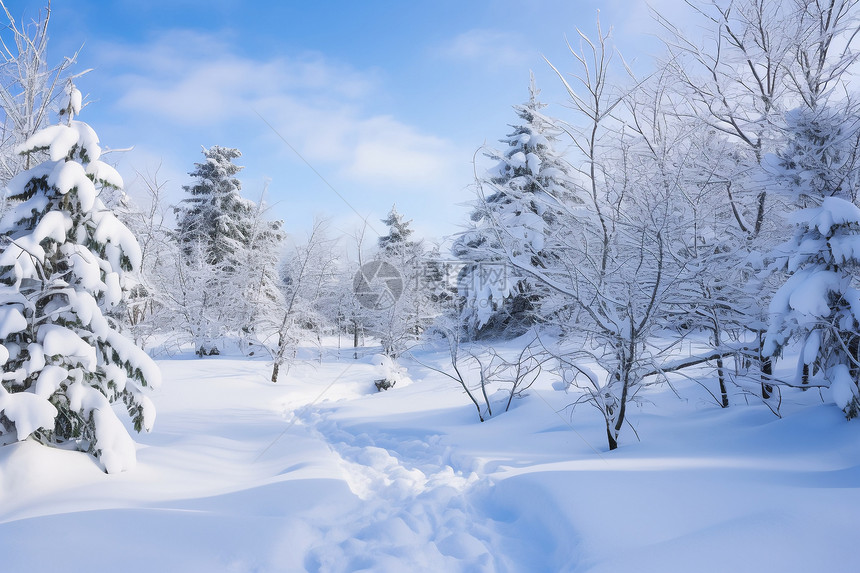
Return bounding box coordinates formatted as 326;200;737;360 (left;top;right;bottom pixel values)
98;30;460;189
440;29;532;68
346;116;451;183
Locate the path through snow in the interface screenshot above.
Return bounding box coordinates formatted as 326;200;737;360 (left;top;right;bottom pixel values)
2;351;860;572
295;405;500;571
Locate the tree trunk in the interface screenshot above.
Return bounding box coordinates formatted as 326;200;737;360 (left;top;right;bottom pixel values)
270;311;291;383
606;424;618;451
761;357;773;399
760;332;773;399
353;320;360;360
717;356;729;408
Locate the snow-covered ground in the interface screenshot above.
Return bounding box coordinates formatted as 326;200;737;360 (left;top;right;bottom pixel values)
1;342;859;572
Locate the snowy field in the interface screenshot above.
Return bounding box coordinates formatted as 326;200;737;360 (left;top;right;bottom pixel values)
1;342;859;573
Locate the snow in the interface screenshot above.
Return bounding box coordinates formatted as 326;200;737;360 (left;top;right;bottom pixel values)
64;87;83;115
801;330;821;365
86;160;124;190
830;232;860;264
0;305;26;338
786;269;844;317
48;160;96;211
15;120;101;164
0;386;57;441
804;196;860;233
38;324;97;370
1;343;858;572
93;209;143;272
829;364;858;411
63;244;103;293
70;121;102;163
32;365;67;398
16;125;79;161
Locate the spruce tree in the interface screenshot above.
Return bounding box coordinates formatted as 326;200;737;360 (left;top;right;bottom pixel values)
175;146;253;271
0;82;160;473
764;197;860;417
173;146;274;355
453;75;574;338
378;205;416;257
373;205;432;356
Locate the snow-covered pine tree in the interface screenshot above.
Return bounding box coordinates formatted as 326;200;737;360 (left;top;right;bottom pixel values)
0;82;160;473
374;205;434;356
770;104;860;207
175;146;253;271
423;244;456;311
173;146;258;355
763;197;860;417
761;28;860;401
378;205;416;257
453;74;574;339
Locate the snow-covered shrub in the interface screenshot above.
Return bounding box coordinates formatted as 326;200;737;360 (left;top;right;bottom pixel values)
0;83;160;473
371;353;410;392
764;197;860;417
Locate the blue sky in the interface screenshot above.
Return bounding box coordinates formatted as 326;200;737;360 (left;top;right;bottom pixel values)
5;0;683;244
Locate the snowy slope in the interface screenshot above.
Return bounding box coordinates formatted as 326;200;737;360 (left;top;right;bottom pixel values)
1;346;859;572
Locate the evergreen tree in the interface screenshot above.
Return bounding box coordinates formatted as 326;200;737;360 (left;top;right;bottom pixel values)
0;82;160;473
175;146;253;271
172;146;282;355
769;104;860;207
453;74;575;338
373;205;433;356
764;197;860;417
378;205;416;256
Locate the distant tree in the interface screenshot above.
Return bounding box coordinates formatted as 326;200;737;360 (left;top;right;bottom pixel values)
0;83;160;473
377;205;416;257
373;205;434;356
270;219;339;382
172;146;281;355
174;146;253;271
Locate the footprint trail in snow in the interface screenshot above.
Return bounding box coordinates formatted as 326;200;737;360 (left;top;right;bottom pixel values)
294;406;507;572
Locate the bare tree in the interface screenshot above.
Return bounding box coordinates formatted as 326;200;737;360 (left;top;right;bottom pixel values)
656;0;809;398
116;166;177;346
0;1;77;187
269;219;340;382
494;21;686;450
413;323;546;422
